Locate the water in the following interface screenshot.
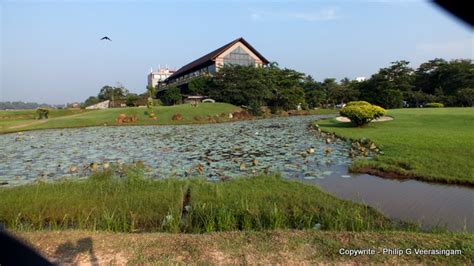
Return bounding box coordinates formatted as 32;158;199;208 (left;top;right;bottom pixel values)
0;115;472;232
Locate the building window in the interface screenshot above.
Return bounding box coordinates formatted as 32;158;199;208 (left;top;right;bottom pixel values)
223;46;256;66
208;64;216;73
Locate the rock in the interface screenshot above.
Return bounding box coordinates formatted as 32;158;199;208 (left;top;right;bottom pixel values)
369;143;377;150
90;163;98;171
239;162;246;170
172;113;183;121
69;165;78;173
228;113;233;119
326;138;332;144
252;159;258;166
116;114;127;123
313;223;322;230
103;162;110;169
116;114;137;124
196;163;203;175
307;148;315;154
324;147;332;154
0;181;8;186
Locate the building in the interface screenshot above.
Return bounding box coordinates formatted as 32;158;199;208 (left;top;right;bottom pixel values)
163;37;269;89
85;100;110;110
147;67;175;88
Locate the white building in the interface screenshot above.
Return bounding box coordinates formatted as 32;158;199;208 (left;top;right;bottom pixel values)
85;100;110;110
147;67;175;88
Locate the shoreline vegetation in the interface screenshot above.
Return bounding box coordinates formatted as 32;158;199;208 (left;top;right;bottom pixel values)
316;108;474;186
0;173;400;233
0;103;338;135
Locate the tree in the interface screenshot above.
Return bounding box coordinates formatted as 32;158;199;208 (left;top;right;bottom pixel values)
125;93;141;107
83;96;100;107
211;64;272;113
98;85;129;101
414;59;474;105
161;86;182;105
266;66;306;111
457;88;474;107
360;61;414;108
302;76;324;108
188;75;212;95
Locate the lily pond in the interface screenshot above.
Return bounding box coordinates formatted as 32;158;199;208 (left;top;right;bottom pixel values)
1;115;473;232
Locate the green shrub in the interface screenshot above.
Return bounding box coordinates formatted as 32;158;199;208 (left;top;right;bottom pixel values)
36;108;49;119
340;101;386;126
161;86;182;106
424;102;444;108
346;101;371;106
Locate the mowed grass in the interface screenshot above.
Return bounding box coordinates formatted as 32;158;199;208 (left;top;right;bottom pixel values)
15;230;474;264
0;103;239;134
0;172;397;233
317;108;474;184
0;108;90;131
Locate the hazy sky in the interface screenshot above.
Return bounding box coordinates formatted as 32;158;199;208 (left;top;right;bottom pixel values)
1;0;473;104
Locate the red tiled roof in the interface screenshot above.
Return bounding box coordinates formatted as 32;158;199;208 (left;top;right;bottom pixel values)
166;37;269;82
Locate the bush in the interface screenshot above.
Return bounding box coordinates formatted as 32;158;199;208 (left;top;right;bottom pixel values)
340;101;386;126
424;102;444;108
161;86;182;105
346;101;371;106
36;108;49;119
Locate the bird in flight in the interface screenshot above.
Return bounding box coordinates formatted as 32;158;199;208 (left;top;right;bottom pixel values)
100;36;112;41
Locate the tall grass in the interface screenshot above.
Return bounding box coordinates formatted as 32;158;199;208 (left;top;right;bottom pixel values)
0;170;399;233
186;176;392;233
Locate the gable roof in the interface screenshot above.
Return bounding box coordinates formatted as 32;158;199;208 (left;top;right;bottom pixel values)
166;37;269;82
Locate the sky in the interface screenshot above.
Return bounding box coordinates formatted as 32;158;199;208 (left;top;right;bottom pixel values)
1;0;473;104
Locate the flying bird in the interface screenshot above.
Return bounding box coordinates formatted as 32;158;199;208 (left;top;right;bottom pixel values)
100;36;112;41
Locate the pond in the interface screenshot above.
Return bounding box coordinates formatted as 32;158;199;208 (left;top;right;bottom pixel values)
0;115;473;232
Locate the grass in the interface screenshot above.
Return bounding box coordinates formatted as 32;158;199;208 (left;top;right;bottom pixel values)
0;168;400;233
14;230;474;264
0;103;239;134
0;104;338;134
0;108;90;130
316;108;474;185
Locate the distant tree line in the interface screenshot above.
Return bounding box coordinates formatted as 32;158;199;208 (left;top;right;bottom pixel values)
0;101;62;110
167;58;473;114
83;85;144;107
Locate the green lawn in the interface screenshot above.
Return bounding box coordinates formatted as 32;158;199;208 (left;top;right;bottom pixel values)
316;108;474;185
0;103;239;134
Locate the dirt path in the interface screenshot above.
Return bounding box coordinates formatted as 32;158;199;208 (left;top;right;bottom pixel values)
6;119;48;129
5;111;89;130
11;230;473;265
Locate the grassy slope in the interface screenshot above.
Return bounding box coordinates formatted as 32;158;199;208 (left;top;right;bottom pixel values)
317;108;474;184
15;230;474;264
0;108;90;130
0;103;238;134
0;174;392;232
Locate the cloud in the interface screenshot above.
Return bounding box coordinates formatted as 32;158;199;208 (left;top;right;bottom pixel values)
250;7;340;22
